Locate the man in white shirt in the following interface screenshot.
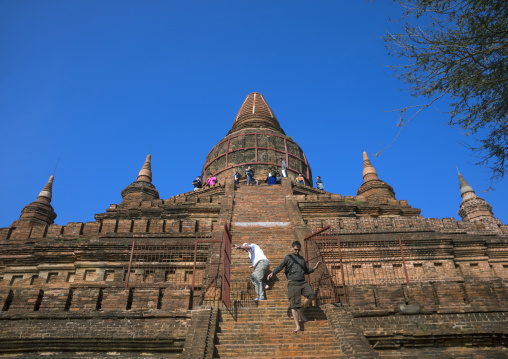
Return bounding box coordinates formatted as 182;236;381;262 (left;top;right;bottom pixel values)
233;243;269;300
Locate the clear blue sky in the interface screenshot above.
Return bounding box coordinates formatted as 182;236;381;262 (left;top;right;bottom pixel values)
1;1;506;227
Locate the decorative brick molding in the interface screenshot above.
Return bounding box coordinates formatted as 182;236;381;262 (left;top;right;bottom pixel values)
323;304;380;358
180;307;218;359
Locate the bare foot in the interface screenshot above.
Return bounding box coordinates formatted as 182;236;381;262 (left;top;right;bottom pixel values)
292;327;301;333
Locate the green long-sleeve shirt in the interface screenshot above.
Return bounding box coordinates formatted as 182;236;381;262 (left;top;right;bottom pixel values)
271;254;315;281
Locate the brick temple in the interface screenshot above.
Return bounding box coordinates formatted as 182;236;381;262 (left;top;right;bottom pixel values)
1;92;508;358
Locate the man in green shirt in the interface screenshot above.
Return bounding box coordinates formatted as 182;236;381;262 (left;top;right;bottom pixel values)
267;241;322;333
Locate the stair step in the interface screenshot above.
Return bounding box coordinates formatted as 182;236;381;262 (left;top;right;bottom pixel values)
213;185;344;358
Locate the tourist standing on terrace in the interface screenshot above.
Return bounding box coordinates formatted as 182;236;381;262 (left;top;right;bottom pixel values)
234;170;241;185
295;173;305;185
204;174;217;187
192;176;202;191
233;243;269;300
316;176;324;190
246;166;259;185
281;158;288;177
267;168;277;185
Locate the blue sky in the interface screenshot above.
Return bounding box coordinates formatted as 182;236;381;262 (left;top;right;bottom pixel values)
1;1;507;227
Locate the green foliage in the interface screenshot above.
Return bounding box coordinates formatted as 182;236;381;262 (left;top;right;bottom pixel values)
380;0;508;184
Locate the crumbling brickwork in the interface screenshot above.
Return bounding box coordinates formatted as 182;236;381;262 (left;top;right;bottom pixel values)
1;92;507;358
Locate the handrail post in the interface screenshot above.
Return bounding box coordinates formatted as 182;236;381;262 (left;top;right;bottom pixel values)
190;241;199;310
337;239;347;305
125;240;135;289
305;238;310;285
399;236;410;285
222;224;232;309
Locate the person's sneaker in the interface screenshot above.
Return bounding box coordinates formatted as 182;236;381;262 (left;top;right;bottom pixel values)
265;285;270;290
253;298;266;301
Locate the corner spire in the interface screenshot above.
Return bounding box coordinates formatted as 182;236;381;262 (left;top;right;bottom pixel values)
137;154;152;183
457;171;495;223
11;175;57;228
356;151;396;201
228;92;285;135
362;152;379;182
119;154;159;204
457;170;474;196
37;175;54;203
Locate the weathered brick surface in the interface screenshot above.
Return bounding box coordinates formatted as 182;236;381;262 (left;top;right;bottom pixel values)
39;288;68;311
7;288;41;312
117;219;133;232
64;222;83;238
132;219;148;232
377;286;406;308
356;312;508;351
131;288;159;310
29;225;47;238
0;316;189;354
0;158;507;359
323;304;379;358
46;224;63;237
181;307;218;359
149;219;164;232
10;227;32;240
348;286;378;308
101;219;117;233
166;219;181;232
82;221;100;235
405;283;437;310
69;288;101;311
0;228;11;240
98;288;128;311
160;289;191;311
182;219;197;233
434;282;465;308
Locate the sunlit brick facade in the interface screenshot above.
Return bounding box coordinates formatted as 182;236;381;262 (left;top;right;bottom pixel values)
1;93;507;358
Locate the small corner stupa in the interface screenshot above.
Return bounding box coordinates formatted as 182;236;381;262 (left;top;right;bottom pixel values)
11;175;57;228
119;154;159;205
457;170;500;230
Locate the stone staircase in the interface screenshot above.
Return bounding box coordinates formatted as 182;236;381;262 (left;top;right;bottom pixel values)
214;184;344;358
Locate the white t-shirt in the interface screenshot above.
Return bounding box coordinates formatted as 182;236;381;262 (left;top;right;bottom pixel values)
248;244;268;267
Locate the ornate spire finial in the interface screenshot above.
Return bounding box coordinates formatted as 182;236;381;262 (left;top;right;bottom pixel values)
37;175;54;203
356;151;397;201
457;169;474;196
12;175;57;227
137;154;152;183
228;92;285;135
362;152;378;181
457;170;495;222
119;154;159;204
